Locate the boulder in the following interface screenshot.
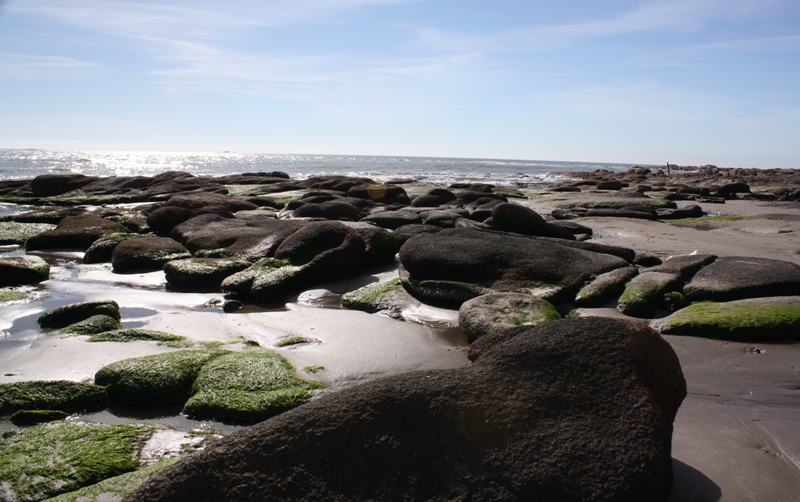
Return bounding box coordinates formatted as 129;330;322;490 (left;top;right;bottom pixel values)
8;207;86;224
393;224;442;244
111;236;191;273
38;300;121;329
130;317;685;502
421;209;469;228
163;193;258;213
458;292;561;342
291;200;364;221
617;272;683;318
25;215;129;251
655;205;705;220
361;209;422;230
83;232;142;264
340;278;412;318
491;203;576;240
164;258;252;290
146;206;195;236
60;314;123;335
399;228;630;307
0;222;56;245
0;380;108;415
348;184;409;205
29;173;99;196
654;296;800;341
409;188;457;207
646;254;716;281
0;255;50;287
683;256;800;302
575;265;639;307
273;221;366;269
343;222;400;266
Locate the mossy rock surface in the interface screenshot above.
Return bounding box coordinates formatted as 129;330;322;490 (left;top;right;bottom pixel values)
83;232;142;264
575;266;638;307
0;222;56;245
654;296;800;341
0;255;50;287
184;350;323;423
46;456;181;502
60;315;123;336
0;380;108;416
163;257;252;290
38;300;121;330
94;350;229;408
458;292;562;343
0;290;29;303
340;278;410;317
87;329;187;344
221;258;308;300
617;272;683;318
9;409;70;426
0;422;155;501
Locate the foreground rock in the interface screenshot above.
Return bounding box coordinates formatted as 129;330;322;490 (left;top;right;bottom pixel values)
129;317;686;502
38;300;121;330
111;236;191;273
683;256;800;302
458;292;561;342
0;255;50;287
25;215;129;251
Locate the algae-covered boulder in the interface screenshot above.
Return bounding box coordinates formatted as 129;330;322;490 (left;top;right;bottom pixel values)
88;329;187;344
221;259;308;301
340;278;411;318
183;350;323;423
575;266;638;307
0;422;155;501
0;255;50;287
83;232;142;264
111;236;191;274
94;350;228;408
654;296;800;341
617;272;683;318
9;409;69;426
458;292;561;342
683;256;800;302
0;380;108;416
38;300;121;329
163;257;252;290
60;315;123;336
0;221;56;245
25;215;129;251
130;317;685;502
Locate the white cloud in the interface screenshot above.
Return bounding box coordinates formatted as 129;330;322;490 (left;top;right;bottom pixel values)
0;53;101;78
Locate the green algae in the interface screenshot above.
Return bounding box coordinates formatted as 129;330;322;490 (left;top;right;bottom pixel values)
617;272;683;318
575;267;638;307
60;315;123;336
341;278;408;315
46;456;181;502
510;300;562;327
0;381;107;416
0;222;56;245
38;301;121;330
0;422;156;501
303;365;325;374
163;257;252;290
221;258;308;300
94;350;229;408
275;336;312;347
9;410;69;426
0;290;28;303
83;232;139;264
667;215;756;226
184;350;323;423
87;329;187;344
656;297;800;340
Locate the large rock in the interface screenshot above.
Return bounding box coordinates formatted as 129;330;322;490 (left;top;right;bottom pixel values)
491;203;576;240
683;256;800;302
617;272;683;318
458;292;561;342
146;206;195;236
0;380;107;415
163;258;252;290
29;173;99;196
111;236;191;273
291;200;364;221
0;255;50;287
83;232;142;264
399;228;630;307
38;300;121;329
25;215;129;251
575;265;638;307
0;222;56;245
361;209;422;230
347;184;409;205
129;317;686;502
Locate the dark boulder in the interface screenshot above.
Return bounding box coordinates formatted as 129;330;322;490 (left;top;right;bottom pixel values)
361;210;422;230
30;174;100;196
164;258;252;290
83;233;141;264
163;194;258;213
9;207;87;224
420;209;469;228
38;300;121;329
291;200;364;221
458;292;561;342
348;184;409;205
129;317;685;502
491;203;576;240
647;254;716;281
393;224;442;244
25;215;129;251
683;256;800;302
111;236;191;273
410;188;457;207
656;204;705;220
274;221;366;269
0;255;50;287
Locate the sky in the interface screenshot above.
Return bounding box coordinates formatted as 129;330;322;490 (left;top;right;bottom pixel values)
0;0;798;168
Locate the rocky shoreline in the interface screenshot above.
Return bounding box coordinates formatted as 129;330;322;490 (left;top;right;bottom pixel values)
1;167;799;501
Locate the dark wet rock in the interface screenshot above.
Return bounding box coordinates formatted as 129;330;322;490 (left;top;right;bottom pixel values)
130;317;685;502
146;206;195;236
163;193;258;213
548;219;593;237
536;236;636;263
0;255;50;287
399;228;630;307
491;203;576;240
361;209;422;229
183;350;323;424
420;209;469;228
714;182;750;195
25;215;130;251
38;300;121;329
683;256;800;302
409;188;457;207
0;380;108;416
340;278;411;318
111;236;191;274
291;200;364;221
30;174;100;196
585;208;657;220
164;257;252;290
596;180;624;190
9;409;69;426
458;292;561;343
95;350;229;407
654;296;800;341
7;207;87;224
171;214;306;259
343;222;400;266
83;232;142;264
60;314;123;335
647;254;716;281
393;223;442;244
221;259;308;300
617;272;683;318
634;253;663;267
558;194;676;211
575;265;639;307
656;204;705;220
348;184;409;205
455;190;508;204
274;221;366;268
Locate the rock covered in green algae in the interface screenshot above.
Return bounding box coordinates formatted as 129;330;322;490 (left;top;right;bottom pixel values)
60;315;124;336
617;272;684;318
111;236;191;274
163;257;252;290
0;255;50;287
9;409;69;426
95;350;229;408
574;265;638;307
340;278;411;318
221;258;308;300
0;221;56;245
38;300;121;330
83;232;142;264
0;381;107;416
653;296;800;341
184;350;323;423
87;329;187;344
458;292;562;343
0;422;156;502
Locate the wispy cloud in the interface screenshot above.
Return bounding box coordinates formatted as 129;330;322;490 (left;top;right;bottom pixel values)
694;34;800;51
0;53;101;78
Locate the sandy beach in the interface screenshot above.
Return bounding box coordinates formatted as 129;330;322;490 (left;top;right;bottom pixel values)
1;174;799;501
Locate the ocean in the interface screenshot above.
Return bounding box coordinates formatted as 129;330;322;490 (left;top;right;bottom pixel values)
0;149;648;188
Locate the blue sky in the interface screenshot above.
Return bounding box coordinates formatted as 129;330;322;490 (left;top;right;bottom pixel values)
0;0;798;167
